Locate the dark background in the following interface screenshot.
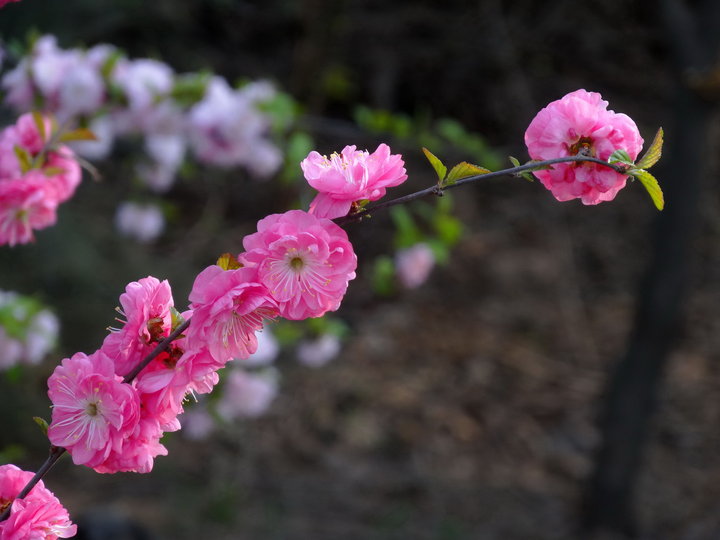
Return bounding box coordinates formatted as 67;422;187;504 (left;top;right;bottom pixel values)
1;1;719;538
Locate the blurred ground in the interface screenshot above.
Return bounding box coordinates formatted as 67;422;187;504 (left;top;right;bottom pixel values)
2;1;720;539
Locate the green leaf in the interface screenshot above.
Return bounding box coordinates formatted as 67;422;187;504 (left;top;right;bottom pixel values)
13;145;32;173
33;416;49;437
631;169;664;210
422;147;447;183
635;127;663;170
433;213;463;246
32;111;47;143
390;206;423;248
170;306;186;331
58;128;97;143
509;156;521;168
372;256;396;297
608;149;635;166
445;162;491;185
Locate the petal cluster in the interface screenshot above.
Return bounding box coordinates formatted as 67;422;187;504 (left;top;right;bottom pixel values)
524;89;644;205
0;113;82;246
301;143;407;219
0;464;76;539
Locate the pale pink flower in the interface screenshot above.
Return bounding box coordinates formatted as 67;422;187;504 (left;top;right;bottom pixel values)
1;58;34;111
395;242;436;289
0;326;23;370
69;116;115;161
24;309;59;364
296;333;341;368
301;143;408;219
102;276;174;377
47;350;141;469
187;265;278;364
112;59;174;113
187;77;280;175
0;464;76;539
244;325;279;367
180;406;215;441
524;89;644;205
240;210;358;320
216;369;278;420
115;202;165;243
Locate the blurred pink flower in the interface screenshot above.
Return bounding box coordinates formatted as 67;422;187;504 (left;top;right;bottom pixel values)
187;265;278;364
301;143;407;219
0;173;59;247
0;464;76;539
296;333;341;368
216;369;278;420
524;89;644;205
240;210;357;320
115;202;165;243
395;242;436;289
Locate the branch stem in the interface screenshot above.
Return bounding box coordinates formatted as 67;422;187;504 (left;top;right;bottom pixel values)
334;155;625;225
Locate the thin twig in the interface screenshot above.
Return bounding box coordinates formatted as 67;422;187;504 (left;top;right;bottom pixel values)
333;155;625;225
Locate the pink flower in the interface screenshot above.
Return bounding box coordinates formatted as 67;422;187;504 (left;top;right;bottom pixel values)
395;242;436;289
240;210;357;320
301;143;408;219
0;464;76;539
92;416;168;474
47;351;140;469
187;265;278;364
0;0;22;9
524;89;644;205
0;173;59;247
102;276;174;377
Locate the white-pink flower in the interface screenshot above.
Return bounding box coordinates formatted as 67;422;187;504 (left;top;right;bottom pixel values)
47;351;141;469
524;89;644;205
240;210;358;320
187;265;278;364
216;369;278;420
395;242;436;289
0;464;76;539
301;143;408;219
296;333;341;368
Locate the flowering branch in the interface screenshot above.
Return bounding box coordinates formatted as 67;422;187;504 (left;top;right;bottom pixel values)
0;317;192;524
333;155;627;226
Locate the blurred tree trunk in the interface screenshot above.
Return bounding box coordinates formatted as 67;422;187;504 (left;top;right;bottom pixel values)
581;0;720;536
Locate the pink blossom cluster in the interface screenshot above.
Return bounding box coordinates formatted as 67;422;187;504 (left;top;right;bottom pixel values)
0;113;81;246
524;89;644;205
46;207;358;469
1;35;283;192
0;464;76;539
47;277;211;473
0;290;59;370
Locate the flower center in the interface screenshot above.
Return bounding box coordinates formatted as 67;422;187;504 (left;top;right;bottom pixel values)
0;497;11;513
289;256;305;272
86;402;99;417
569;136;595;157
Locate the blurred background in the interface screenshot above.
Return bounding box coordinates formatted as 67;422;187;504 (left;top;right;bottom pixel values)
1;0;719;538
